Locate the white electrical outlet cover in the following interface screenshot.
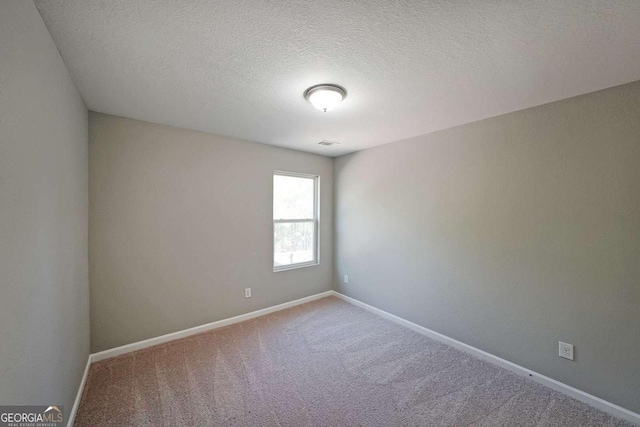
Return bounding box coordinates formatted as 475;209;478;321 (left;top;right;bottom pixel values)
344;275;349;284
245;288;251;298
559;341;574;360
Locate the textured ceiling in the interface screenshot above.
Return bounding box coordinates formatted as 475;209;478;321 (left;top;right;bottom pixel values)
35;0;640;156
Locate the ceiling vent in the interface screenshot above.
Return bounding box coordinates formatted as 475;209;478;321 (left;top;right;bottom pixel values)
318;140;340;146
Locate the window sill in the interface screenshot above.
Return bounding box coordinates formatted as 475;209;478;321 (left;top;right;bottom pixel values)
273;261;319;273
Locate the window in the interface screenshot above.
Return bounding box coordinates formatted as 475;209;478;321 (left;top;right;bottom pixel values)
273;171;319;271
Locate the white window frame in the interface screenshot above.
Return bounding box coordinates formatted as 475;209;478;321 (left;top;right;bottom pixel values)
273;170;320;272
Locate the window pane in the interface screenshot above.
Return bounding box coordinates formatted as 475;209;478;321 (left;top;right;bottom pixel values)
274;221;315;267
274;175;314;220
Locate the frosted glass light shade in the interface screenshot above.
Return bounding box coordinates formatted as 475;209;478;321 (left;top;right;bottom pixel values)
304;84;347;112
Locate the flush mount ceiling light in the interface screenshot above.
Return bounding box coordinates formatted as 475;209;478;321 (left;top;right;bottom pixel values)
304;84;347;112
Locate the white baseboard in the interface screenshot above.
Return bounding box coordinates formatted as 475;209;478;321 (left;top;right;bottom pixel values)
91;290;333;363
330;291;640;426
68;289;639;425
67;354;91;427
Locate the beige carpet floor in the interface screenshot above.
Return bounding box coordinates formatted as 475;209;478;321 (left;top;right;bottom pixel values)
75;296;633;426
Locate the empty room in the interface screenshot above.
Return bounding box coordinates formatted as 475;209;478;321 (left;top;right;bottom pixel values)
1;0;639;426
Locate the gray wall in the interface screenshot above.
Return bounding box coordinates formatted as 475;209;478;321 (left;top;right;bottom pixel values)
89;113;333;352
0;0;89;415
334;81;640;413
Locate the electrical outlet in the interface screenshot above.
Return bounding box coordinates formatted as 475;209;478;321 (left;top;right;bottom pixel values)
245;288;251;298
559;341;574;360
344;275;349;284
